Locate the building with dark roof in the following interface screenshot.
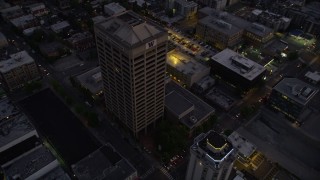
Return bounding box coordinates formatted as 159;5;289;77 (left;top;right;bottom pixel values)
186;130;235;180
71;144;137;180
244;23;274;46
0;98;39;165
2;145;70;180
165;81;215;131
268;78;318;122
211;49;266;91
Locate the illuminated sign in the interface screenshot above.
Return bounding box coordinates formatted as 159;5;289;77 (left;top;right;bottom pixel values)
146;39;157;49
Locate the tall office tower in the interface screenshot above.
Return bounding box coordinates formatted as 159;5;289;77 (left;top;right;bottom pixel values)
186;130;235;180
94;11;168;136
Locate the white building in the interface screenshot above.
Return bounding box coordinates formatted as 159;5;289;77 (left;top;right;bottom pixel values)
186;130;235;180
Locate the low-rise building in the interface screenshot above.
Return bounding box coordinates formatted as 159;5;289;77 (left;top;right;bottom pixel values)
2;145;70;180
0;51;40;91
305;71;320;84
76;67;103;96
167;50;211;88
211;48;266;90
165;81;215;131
249;9;291;32
205;87;235;111
67;31;94;51
268;78;318;121
227;131;256;167
72;144;137;180
0;31;8;48
104;2;126;16
186;130;235;180
50;21;70;33
0;98;39;164
27;3;49;17
10;14;39;30
197;0;227;10
0;5;24;21
173;0;198;19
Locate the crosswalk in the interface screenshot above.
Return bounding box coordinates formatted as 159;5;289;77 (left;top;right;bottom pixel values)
140;166;155;179
159;166;175;180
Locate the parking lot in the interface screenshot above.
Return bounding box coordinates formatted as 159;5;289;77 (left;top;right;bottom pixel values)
237;108;320;179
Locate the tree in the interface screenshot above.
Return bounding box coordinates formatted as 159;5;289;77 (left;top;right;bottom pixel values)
287;51;299;61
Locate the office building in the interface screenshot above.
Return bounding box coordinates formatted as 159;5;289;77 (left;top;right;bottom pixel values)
175;0;198;19
211;49;266;90
196;7;250;50
166;50;211;88
72;144;137;180
244;23;274;46
0;51;40;91
95;11;168;136
268;78;318;121
186;130;235;180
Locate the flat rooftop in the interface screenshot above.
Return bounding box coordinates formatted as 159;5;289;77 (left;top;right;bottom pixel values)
245;23;273;37
0;98;36;151
198;7;251;36
192;131;234;165
50;21;70;32
212;48;266;81
39;166;71;180
2;145;58;180
205;88;235;110
72;144;136;180
228;131;256;158
0;51;35;73
166;81;215;129
305;71;320;83
10;14;36;27
273;78;318;106
95;11;167;47
165;91;194;118
76;67;103;95
104;2;126;14
167;50;210;77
